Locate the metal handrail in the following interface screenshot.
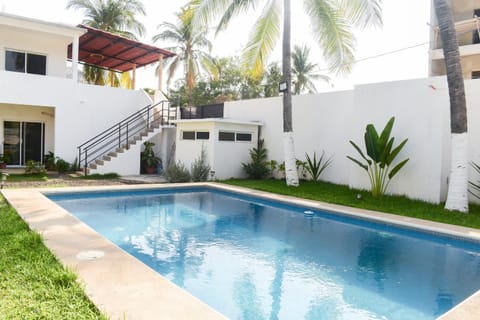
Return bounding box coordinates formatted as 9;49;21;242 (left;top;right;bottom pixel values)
77;100;176;174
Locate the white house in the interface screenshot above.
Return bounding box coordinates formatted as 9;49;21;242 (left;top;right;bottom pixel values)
0;12;176;175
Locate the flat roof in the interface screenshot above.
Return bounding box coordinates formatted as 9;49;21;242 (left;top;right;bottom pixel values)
173;118;264;126
0;12;86;37
68;25;176;72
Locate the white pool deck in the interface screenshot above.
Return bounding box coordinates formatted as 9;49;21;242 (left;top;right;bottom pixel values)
2;182;480;320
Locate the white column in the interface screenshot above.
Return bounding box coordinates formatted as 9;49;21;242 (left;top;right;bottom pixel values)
157;54;164;92
72;35;79;83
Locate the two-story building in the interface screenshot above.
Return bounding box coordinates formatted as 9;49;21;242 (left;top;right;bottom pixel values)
0;12;176;174
430;0;480;78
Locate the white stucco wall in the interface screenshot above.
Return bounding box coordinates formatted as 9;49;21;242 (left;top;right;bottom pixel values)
175;120;259;180
221;76;480;204
0;70;151;162
0;26;71;77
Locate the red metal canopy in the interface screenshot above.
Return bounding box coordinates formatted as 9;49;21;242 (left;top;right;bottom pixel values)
68;24;175;72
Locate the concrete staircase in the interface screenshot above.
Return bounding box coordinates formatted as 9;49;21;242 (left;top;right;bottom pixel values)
77;101;177;176
86;123;166;175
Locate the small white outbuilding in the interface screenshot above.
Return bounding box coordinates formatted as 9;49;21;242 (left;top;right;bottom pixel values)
173;118;263;180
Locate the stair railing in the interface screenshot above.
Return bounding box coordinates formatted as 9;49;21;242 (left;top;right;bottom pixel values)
77;100;177;174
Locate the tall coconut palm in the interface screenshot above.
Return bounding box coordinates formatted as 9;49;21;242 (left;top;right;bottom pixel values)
153;6;217;104
192;0;382;186
66;0;146;86
433;0;469;212
292;44;330;95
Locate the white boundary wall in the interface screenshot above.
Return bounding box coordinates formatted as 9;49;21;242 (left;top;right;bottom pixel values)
224;76;480;204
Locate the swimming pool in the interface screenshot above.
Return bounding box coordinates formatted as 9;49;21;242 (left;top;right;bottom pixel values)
48;187;480;320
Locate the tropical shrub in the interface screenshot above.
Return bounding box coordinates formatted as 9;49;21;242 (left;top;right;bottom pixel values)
469;162;480;200
44;151;56;171
191;147;211;182
25;160;46;174
164;161;191;183
55;158;71;174
242;140;269;179
267;160;278;178
347;117;409;197
304;151;332;182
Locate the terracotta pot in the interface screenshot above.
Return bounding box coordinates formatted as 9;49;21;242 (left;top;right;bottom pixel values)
145;166;156;174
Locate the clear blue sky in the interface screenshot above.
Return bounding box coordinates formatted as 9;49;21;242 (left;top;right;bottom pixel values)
0;0;431;91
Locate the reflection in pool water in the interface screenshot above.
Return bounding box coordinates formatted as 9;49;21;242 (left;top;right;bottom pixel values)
49;188;480;320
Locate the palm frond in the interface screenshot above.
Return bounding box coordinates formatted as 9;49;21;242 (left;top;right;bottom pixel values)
304;0;356;75
215;0;257;35
242;0;281;79
339;0;382;29
190;0;233;29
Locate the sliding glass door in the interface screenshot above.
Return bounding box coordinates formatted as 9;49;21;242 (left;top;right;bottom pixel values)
3;121;44;166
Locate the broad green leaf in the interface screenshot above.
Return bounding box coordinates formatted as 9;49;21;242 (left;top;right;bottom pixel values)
387;138;408;165
365;125;380;161
388;158;409;179
347;156;368;171
377;117;394;153
380;137;394;166
349;140;371;164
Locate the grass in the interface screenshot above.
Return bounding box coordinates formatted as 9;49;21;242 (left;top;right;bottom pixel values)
76;173;119;180
3;172;48;182
0;196;106;319
221;179;480;229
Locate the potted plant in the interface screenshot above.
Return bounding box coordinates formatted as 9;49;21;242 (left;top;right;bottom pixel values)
141;142;161;174
0;152;11;169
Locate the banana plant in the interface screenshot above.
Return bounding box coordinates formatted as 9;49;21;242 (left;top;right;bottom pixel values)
347;117;409;197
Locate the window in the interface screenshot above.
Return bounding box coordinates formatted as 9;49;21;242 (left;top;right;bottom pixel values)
196;131;210;140
182;130;210;140
473;9;480;44
472;71;480;79
5;50;46;75
219;131;235;141
182;131;195;140
236;133;252;142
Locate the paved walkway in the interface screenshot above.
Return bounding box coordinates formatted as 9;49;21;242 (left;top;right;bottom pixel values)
120;174;167;184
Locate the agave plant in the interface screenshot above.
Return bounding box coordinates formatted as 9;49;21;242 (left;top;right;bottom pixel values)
469;162;480;200
347;117;409;197
304;151;333;182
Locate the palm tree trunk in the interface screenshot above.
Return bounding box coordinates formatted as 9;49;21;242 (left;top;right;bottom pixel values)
282;0;299;187
434;0;469;212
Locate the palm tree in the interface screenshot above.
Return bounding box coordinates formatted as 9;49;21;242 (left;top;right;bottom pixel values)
192;0;382;186
433;0;469;212
67;0;145;39
153;6;217;104
291;44;330;95
66;0;146;86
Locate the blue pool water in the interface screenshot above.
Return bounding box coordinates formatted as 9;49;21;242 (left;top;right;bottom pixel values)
48;188;480;320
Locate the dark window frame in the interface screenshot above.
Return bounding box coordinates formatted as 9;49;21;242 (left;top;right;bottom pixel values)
218;131;235;141
235;132;252;142
5;49;47;75
196;131;210;140
182;131;196;140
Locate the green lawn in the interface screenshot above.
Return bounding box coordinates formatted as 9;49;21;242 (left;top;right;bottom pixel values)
3;172;48;182
221;179;480;229
0;196;106;319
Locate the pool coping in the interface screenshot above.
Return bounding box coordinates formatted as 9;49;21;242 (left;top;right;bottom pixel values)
2;182;480;319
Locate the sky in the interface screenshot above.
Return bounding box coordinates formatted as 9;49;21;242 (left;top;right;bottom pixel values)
0;0;432;92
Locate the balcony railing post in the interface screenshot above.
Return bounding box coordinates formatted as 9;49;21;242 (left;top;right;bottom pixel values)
147;108;150;130
83;149;88;176
118;123;121;149
78;148;81;171
126;123;129;150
